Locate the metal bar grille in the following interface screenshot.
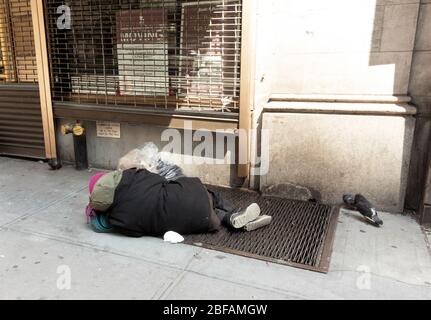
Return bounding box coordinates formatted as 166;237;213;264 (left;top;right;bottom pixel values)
0;0;37;83
185;186;340;273
46;0;242;114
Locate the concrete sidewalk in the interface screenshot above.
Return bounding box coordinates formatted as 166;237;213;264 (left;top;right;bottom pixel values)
0;157;430;300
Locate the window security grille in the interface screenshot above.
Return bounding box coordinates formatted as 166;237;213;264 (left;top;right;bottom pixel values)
46;0;242;114
0;0;37;83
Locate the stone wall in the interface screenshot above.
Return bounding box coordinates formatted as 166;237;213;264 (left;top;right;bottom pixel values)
406;0;431;217
254;0;420;211
254;0;419;97
260;109;415;212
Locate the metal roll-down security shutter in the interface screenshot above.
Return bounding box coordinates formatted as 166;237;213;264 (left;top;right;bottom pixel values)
46;0;242;116
0;0;45;158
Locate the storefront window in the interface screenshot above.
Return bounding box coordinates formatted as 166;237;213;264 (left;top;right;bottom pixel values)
47;0;242;114
0;0;37;83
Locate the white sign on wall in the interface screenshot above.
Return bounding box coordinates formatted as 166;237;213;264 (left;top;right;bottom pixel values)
116;9;169;96
96;122;121;139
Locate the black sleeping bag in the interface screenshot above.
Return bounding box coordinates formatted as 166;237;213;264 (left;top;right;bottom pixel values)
106;169;212;237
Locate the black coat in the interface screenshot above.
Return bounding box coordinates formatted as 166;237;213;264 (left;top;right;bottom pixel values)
106;169;212;237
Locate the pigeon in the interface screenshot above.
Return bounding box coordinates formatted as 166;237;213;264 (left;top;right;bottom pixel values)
343;194;384;227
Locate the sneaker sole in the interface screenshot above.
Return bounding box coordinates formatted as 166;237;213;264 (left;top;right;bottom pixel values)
231;203;261;229
244;215;272;232
365;216;383;227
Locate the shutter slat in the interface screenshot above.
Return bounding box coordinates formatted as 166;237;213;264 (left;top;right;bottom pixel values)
0;1;44;158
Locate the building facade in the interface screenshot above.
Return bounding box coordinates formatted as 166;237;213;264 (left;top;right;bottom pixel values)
0;0;430;220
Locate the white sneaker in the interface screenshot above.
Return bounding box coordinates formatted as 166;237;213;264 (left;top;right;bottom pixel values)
244;215;273;232
230;203;261;229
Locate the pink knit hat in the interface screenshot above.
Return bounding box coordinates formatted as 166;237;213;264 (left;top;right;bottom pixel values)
89;172;106;194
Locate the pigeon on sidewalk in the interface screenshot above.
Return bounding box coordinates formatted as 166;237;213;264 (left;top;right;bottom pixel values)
343;194;384;227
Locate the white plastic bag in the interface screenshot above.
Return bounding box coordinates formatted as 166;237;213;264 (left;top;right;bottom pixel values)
118;143;185;181
118;142;160;173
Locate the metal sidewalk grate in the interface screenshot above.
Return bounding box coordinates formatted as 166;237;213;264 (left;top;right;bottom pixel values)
185;186;340;273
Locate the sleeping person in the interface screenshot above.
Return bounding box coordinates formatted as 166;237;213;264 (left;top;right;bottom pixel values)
86;168;272;237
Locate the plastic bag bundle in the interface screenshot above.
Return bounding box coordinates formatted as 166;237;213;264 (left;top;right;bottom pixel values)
118;142;185;181
118;142;160;173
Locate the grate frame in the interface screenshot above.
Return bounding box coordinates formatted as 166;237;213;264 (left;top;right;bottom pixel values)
185;186;340;273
